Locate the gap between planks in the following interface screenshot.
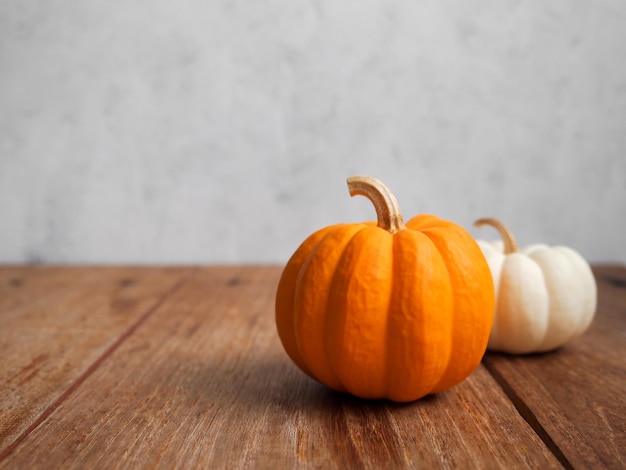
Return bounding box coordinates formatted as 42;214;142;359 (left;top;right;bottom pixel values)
0;269;195;462
481;265;626;469
481;360;573;470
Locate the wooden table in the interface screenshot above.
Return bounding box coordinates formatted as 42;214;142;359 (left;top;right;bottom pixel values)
0;264;624;469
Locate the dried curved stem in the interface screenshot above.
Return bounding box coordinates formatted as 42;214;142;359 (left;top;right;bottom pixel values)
474;218;518;254
347;176;406;234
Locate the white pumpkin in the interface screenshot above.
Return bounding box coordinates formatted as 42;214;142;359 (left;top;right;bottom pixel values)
474;218;597;354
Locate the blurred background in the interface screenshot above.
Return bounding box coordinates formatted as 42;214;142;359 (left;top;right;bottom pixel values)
1;0;625;264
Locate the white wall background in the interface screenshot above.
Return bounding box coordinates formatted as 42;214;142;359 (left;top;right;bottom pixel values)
1;0;625;264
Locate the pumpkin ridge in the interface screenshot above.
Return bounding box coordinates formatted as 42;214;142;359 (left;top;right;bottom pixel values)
419;232;457;395
325;226;393;398
497;253;550;353
553;246;597;337
294;224;368;391
275;224;339;377
528;248;586;352
320;224;371;393
405;214;444;231
419;224;494;392
382;232;397;400
386;229;453;401
527;251;553;352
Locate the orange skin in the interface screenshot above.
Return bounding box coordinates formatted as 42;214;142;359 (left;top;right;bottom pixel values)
275;214;495;403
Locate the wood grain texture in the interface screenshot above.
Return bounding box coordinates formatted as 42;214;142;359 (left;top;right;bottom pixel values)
483;264;626;469
0;266;187;452
1;266;561;469
2;265;624;469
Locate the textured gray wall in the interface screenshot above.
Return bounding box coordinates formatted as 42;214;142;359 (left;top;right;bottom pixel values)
1;1;625;264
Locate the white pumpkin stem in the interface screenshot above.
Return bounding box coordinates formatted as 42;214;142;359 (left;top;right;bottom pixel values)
474;218;518;254
347;176;406;234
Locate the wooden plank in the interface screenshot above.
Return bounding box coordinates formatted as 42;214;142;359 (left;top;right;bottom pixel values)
482;264;626;469
0;266;187;453
1;266;561;469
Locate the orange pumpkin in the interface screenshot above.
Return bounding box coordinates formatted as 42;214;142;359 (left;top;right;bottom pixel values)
275;176;495;402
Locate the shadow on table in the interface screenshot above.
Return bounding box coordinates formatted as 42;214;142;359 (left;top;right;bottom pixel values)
173;351;439;414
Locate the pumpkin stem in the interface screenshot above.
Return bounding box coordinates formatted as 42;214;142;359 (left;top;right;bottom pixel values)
474;218;518;254
347;176;406;234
